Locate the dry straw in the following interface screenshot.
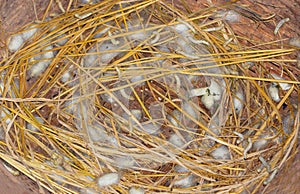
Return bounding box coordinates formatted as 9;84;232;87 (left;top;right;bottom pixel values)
0;0;299;193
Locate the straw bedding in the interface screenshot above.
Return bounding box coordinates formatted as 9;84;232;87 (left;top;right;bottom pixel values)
0;0;299;193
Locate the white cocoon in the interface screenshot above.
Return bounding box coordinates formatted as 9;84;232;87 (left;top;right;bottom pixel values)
167;110;182;127
97;172;120;187
174;174;195;188
8;34;24;52
233;92;244;113
189;87;208;98
87;124;105;142
61;72;71;83
268;84;280;102
131;109;142;121
222;10;240;23
174;165;189;173
22;27;38;40
129;187;145;194
209;80;222;101
84;50;98;67
138;122;161;134
30;45;54;77
168;133;185;148
271;73;291;91
201;93;214;110
113;156;136;169
80;187;98;194
98;42;120;64
171;24;189;34
253;136;268;151
182;101;197;120
211;145;230;160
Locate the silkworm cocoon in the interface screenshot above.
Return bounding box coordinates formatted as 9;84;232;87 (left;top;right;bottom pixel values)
8;34;24;52
171;24;189;34
22;27;38;40
30;45;54;77
43;45;55;59
252;135;268;151
201;92;214;110
174;174;195;188
209;80;222;101
60;72;71;83
137;122;161;135
98;42;120;64
182;101;198;120
80;187;98;194
93;27;110;38
131;109;142;121
289;37;300;48
174;165;189;173
97;172;120;187
177;18;196;33
101;93;115;103
233;92;244;113
268;84;280;102
113;156;136;169
84;50;98;67
271;73;291;90
130;75;145;86
168;133;185;148
127;22;150;41
30;61;49;77
87;124;105;142
211;145;230;160
129;187;145;194
222;10;240;23
189;87;208;98
167;110;182;127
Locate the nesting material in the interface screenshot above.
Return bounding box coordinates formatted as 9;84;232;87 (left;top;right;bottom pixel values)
1;1;299;194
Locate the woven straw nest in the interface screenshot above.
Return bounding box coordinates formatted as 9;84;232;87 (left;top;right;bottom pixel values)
0;0;299;193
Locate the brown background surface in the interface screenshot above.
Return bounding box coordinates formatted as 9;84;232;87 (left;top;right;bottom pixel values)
0;0;299;193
